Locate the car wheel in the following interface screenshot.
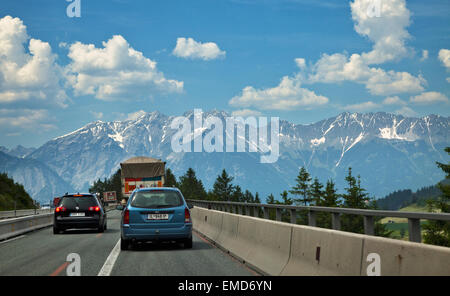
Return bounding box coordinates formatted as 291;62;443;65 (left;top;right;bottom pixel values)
184;237;193;249
53;226;59;234
104;222;107;230
98;224;105;233
120;238;130;250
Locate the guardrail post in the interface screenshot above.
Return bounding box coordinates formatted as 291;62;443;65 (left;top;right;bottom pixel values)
253;206;259;218
276;208;282;222
332;213;341;230
364;216;375;236
290;209;297;224
308;210;317;227
263;207;270;220
245;205;251;216
408;218;421;243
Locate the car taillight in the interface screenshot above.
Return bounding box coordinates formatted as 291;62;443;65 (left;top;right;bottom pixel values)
185;208;191;223
89;206;100;212
55;206;66;213
123;209;130;224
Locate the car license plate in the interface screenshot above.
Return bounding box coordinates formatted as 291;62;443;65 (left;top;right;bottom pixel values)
70;212;85;217
148;213;169;220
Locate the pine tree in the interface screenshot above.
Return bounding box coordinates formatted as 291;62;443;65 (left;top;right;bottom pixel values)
316;179;340;229
178;168;207;200
212;169;234;201
280;190;292;205
231;185;244;202
266;193;275;204
254;192;261;204
243;190;254;203
341;168;369;234
423;147;450;247
165;168;178;187
289;167;312;205
322;179;340;207
309;178;324;206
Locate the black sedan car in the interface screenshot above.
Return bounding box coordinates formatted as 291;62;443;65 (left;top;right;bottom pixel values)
53;193;107;234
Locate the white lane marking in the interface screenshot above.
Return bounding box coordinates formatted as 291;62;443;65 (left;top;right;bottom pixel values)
98;239;121;276
0;235;26;245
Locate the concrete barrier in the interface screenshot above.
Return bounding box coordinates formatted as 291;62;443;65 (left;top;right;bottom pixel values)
0;214;53;241
214;210;240;254
191;207;450;276
361;235;450;276
195;208;223;242
281;225;364;276
236;215;292;275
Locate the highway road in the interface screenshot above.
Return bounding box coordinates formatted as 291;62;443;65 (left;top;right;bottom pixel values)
0;210;256;276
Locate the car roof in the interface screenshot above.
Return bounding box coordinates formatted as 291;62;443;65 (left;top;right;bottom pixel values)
134;187;181;192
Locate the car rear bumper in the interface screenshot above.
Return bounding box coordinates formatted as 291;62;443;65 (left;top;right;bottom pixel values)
54;217;101;229
121;223;192;241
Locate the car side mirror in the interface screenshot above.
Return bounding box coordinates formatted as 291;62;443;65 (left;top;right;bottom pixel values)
187;204;194;209
116;205;124;211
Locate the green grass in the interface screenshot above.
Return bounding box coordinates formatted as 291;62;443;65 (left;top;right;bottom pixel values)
381;203;432;240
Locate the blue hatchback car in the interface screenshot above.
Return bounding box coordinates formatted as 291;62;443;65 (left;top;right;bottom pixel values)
118;187;193;250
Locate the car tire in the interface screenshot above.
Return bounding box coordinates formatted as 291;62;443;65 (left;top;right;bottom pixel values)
53;226;59;234
121;238;130;250
98;224;105;233
184;237;193;249
104;222;107;230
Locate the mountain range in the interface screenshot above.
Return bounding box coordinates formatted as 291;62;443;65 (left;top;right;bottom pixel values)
1;110;448;204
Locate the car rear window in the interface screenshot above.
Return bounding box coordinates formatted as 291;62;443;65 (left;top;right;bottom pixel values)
130;190;183;209
60;195;99;210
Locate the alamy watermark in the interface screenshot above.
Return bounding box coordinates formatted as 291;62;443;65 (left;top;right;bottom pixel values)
170;109;280;163
66;0;81;18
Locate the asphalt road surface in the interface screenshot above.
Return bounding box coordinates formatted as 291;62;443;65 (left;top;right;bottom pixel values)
0;210;256;276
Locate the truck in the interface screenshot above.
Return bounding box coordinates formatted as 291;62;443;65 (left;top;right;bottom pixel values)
120;156;166;201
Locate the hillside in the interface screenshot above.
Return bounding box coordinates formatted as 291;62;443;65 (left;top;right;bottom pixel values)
0;173;35;211
376;180;449;210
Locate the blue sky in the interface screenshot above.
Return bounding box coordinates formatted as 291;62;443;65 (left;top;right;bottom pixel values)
0;0;449;148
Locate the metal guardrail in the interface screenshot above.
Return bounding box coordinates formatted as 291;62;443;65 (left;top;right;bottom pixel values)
0;209;53;220
186;199;450;243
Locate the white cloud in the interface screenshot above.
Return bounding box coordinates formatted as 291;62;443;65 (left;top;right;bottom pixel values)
438;49;450;70
308;52;425;95
295;58;306;69
0;16;69;107
126;110;147;121
342;101;380;112
382;96;406;105
395;106;418;117
66;35;183;101
350;0;412;64
305;0;426;96
231;109;262;117
409;92;449;104
420;50;429;61
172;37;226;61
0;108;56;131
229;76;328;111
90;111;103;120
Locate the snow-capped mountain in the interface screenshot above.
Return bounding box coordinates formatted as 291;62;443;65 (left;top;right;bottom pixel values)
16;111;450;202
